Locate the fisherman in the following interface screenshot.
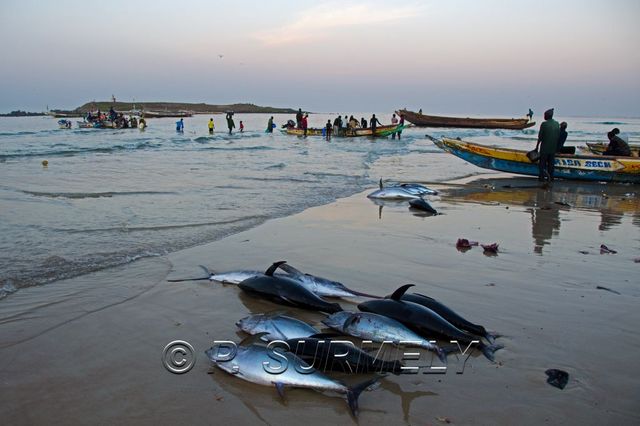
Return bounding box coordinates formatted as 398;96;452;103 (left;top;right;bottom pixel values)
370;114;382;136
139;117;147;129
361;117;367;129
325;119;332;141
418;108;423;115
397;114;405;140
208;118;215;134
534;108;560;182
109;107;117;121
604;128;631;156
391;113;399;139
226;112;235;135
239;121;244;132
333;116;340;137
266;116;274;133
527;108;534;121
349;115;358;128
556;122;568;153
302;113;308;137
176;118;184;132
296;108;303;128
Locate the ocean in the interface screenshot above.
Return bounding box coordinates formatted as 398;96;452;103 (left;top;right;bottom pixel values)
1;113;638;298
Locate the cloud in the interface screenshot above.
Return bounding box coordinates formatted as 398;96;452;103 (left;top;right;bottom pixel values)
255;2;423;45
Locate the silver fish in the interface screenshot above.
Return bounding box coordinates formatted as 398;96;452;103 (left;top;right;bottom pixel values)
236;313;319;341
205;336;379;417
278;263;380;298
366;178;423;200
322;311;446;363
169;262;379;299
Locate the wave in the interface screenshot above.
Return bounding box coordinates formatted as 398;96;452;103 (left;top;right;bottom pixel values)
202;145;276;152
265;163;286;169
591;121;626;125
21;190;177;199
0;141;160;160
58;215;271;233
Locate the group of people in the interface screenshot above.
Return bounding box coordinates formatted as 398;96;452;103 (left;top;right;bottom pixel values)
177;113;246;134
287;108;405;141
85;107;142;129
535;108;632;182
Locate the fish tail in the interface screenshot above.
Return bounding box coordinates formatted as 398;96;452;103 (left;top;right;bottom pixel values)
346;376;381;417
436;347;448;365
166;265;214;282
480;343;504;363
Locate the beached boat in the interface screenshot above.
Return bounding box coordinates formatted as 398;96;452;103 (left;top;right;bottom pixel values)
582;142;640;157
282;124;404;138
429;136;640;183
396;109;535;130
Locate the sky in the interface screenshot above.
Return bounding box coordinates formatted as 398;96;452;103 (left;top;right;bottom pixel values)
0;0;639;116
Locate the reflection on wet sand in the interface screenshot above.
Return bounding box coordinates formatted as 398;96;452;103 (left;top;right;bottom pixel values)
444;177;640;253
530;189;561;254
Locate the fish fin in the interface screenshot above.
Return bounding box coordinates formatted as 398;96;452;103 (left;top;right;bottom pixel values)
239;332;270;347
273;382;286;400
264;260;287;276
347;376;382;417
388;284;416;301
341;314;359;330
277;263;304;276
436;347;448;365
199;265;212;276
480;343;504;363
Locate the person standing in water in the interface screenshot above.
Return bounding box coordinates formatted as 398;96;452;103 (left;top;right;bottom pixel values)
325;119;332;141
391;113;399;139
266;116;274;133
397;114;405;140
176;118;184;133
239;121;244;133
369;114;381;136
208;118;215;134
302;114;309;137
226;112;235;135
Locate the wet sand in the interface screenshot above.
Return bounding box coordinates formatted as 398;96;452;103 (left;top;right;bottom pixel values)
1;175;639;425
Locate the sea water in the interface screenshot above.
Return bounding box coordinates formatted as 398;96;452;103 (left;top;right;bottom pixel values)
1;113;638;297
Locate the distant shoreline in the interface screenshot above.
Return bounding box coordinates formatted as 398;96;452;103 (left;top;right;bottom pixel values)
42;101;298;117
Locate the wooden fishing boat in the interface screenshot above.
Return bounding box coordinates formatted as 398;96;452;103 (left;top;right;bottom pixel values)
282;124;404;137
396;109;535;130
429;136;640;183
583;142;640;157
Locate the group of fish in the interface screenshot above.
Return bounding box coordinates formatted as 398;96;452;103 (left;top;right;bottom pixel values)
170;260;502;417
367;179;439;214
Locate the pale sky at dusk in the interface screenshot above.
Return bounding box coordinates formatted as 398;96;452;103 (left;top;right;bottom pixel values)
1;0;638;116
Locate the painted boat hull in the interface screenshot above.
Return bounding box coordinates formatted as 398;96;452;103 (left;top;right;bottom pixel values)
283;124;403;137
397;109;535;129
432;137;640;184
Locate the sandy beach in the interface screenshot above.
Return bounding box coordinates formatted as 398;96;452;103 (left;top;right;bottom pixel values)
1;174;638;425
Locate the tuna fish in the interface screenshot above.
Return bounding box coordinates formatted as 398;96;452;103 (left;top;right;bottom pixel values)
236;313;319;341
205;334;380;417
322;311;447;364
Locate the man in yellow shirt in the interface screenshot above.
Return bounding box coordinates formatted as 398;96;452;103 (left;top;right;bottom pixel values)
208;118;215;134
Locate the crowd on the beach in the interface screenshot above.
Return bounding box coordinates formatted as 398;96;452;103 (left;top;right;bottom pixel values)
534;108;632;182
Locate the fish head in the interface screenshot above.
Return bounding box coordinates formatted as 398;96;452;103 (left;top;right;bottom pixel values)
205;342;239;365
321;311;353;330
235;313;266;333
